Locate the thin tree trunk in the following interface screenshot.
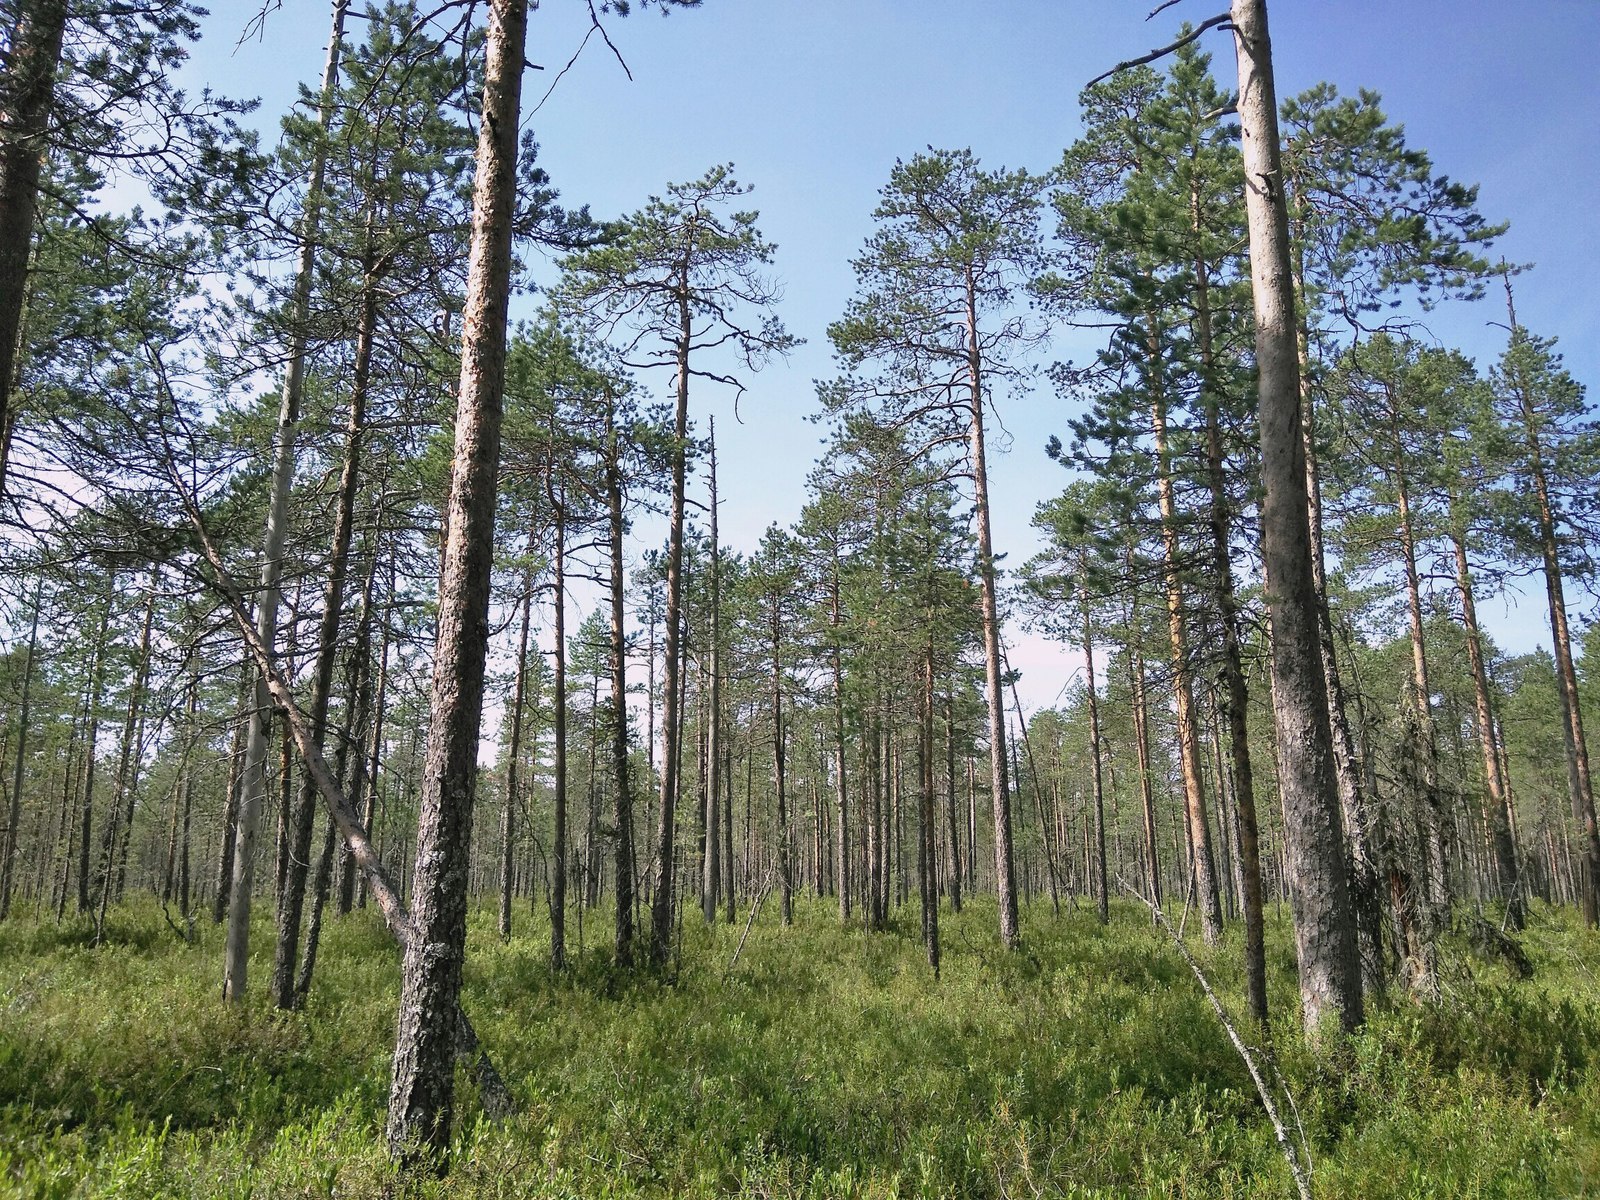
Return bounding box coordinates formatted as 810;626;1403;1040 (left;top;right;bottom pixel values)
944;692;962;914
1145;318;1224;943
224;0;349;1003
702;420;721;925
649;272;693;968
1192;236;1268;1020
770;605;792;925
356;573;393;911
549;482;569;969
965;269;1018;947
1450;525;1522;928
0;579;41;919
919;643;940;974
500;545;534;939
605;405;635;965
832;562;851;924
96;583;154;934
1081;584;1109;925
79;585;113;915
273;226;376;1010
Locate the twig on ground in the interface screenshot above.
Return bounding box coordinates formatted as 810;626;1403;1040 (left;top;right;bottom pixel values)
724;870;773;978
1117;874;1312;1200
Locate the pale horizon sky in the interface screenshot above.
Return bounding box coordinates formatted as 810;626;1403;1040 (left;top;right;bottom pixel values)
184;0;1599;717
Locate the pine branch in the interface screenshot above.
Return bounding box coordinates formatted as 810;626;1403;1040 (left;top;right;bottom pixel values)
1087;13;1233;89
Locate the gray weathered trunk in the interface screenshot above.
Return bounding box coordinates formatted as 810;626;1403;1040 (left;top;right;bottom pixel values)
1230;0;1363;1035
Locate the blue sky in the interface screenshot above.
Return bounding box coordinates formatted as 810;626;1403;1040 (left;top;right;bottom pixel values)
201;0;1599;711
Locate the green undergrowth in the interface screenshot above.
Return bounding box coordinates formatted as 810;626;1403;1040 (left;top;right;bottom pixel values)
2;895;1596;1197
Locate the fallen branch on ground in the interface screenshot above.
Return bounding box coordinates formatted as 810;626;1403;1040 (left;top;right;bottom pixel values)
1118;875;1312;1200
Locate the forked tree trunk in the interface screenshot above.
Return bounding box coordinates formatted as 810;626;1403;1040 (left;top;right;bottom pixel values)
386;0;525;1160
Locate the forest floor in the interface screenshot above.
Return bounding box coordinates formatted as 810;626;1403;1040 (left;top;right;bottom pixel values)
1;893;1596;1198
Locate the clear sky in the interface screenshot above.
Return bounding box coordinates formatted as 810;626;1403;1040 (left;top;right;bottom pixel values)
199;0;1600;713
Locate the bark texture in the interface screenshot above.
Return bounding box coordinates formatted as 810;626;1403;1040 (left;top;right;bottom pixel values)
1230;0;1363;1036
386;0;524;1159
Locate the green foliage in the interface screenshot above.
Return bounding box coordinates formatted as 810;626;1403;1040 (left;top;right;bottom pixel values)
3;897;1598;1196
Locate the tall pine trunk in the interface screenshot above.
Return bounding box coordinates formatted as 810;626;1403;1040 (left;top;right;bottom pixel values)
1230;0;1363;1035
385;0;525;1159
0;0;68;489
965;270;1019;947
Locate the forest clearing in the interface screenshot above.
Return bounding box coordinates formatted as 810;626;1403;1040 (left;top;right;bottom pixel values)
2;0;1599;1194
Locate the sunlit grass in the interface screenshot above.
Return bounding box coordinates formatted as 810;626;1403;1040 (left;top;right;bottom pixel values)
1;892;1595;1197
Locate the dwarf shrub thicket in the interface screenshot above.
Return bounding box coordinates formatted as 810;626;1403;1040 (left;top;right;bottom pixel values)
1;896;1594;1197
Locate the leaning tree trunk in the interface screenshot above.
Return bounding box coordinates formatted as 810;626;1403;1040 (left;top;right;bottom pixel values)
385;0;525;1161
1230;0;1363;1036
223;0;349;1004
